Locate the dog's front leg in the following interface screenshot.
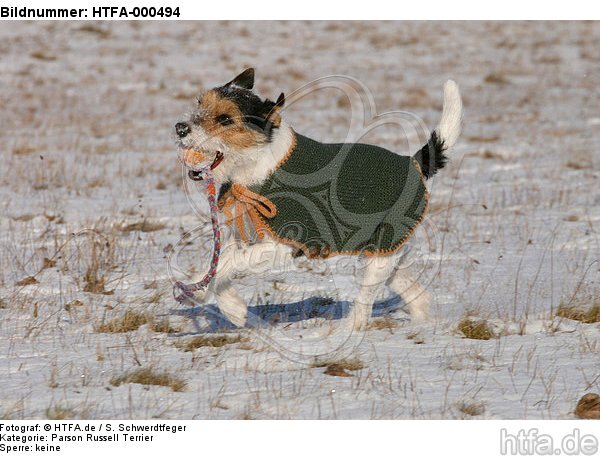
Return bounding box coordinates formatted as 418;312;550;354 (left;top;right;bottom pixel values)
212;240;295;327
211;245;249;328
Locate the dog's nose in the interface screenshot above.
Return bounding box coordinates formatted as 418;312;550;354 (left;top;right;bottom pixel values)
175;122;190;138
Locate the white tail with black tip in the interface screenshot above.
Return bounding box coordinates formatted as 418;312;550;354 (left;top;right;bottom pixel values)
413;80;463;179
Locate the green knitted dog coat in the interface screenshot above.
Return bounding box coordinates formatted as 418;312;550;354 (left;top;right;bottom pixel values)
221;132;428;258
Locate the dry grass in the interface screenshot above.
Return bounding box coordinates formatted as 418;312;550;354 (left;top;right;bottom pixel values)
64;299;84;312
83;267;113;294
95;310;151;333
110;367;186;392
42;257;56;269
147;291;163;304
457;400;486;417
575;393;600;419
82;233;116;295
150;319;181;334
557;286;600;324
407;331;425;344
175;334;243;351
30;50;56;61
312;357;364;372
465;134;500;143
77;24;111;39
458;318;494;340
119;220;167;233
12;145;37;155
367;316;398;331
46;406;74;420
312;358;365;377
15;276;38;286
484;71;510;84
12;214;35;222
564;160;589;170
480;149;504;160
556;305;600;324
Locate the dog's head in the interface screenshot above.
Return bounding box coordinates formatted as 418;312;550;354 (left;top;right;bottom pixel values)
175;68;285;178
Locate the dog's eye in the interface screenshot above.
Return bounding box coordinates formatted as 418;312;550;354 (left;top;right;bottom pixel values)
216;114;233;126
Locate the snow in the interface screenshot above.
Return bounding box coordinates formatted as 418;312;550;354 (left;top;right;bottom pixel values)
0;21;598;419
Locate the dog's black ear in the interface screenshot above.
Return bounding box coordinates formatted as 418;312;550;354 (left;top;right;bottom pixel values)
226;68;254;90
275;92;285;108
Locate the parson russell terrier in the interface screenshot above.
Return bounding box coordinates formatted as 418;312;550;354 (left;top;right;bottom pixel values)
174;68;462;330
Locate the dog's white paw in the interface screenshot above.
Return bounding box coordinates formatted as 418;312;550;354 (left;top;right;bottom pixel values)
223;311;247;328
344;309;370;332
216;288;248;328
407;290;431;323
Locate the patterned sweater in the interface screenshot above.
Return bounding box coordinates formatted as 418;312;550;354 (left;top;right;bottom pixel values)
219;132;428;258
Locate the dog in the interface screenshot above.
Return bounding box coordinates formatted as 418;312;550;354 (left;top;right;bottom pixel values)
175;68;462;330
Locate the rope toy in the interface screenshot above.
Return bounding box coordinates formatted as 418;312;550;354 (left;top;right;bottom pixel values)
219;183;277;242
172;155;223;304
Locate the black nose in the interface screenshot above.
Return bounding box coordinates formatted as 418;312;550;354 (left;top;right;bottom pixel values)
175;122;190;138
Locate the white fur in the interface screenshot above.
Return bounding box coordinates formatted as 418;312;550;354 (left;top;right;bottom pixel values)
187;82;464;329
388;267;430;322
437;80;463;149
218;121;293;186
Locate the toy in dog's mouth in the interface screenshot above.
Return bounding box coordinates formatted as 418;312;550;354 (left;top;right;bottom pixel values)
183;149;224;181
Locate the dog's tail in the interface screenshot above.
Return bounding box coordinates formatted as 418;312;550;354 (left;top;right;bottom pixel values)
413;80;463;179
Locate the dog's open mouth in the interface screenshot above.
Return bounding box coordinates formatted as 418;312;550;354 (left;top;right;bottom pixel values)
187;150;224;181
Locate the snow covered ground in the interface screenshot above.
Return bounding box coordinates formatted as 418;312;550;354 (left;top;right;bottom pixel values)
0;21;598;419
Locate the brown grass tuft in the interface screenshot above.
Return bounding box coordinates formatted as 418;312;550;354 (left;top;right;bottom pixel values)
77;24;111;39
407;331;425;344
110;367;186;392
95;310;151;333
82;234;115;295
565;160;588;170
83;267;113;294
42;257;56;269
150;319;180;334
30;50;56;61
556;305;600;324
457;400;486;417
312;357;364;371
119;220;167;233
13;214;35;222
16;276;38;286
458;318;494;340
46;406;74;420
484;72;510;84
367;316;398;331
175;334;243;351
13;145;37;155
477;149;504;160
575;393;600;419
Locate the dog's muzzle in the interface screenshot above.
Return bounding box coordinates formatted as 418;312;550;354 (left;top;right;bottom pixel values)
187;151;224;181
175;122;190;138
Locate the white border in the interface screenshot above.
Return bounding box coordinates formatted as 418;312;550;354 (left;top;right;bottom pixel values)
1;0;598;20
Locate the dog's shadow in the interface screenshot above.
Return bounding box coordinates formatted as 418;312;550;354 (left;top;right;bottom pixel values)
169;294;407;334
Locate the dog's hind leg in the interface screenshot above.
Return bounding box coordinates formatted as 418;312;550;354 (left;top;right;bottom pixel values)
346;256;398;331
388;266;431;323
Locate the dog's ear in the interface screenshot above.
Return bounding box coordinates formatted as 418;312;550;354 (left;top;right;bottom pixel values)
275;92;285;109
264;93;285;129
225;68;254;90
